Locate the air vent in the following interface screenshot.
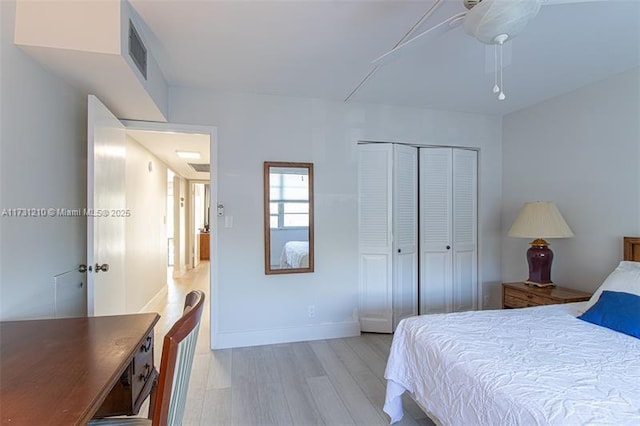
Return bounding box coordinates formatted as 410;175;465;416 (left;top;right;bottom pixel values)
188;163;210;173
128;20;147;79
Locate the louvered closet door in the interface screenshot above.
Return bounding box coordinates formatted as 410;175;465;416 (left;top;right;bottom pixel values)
453;149;478;311
392;144;418;329
358;144;393;333
419;148;453;314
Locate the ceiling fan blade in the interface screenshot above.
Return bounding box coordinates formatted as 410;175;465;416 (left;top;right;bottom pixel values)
541;0;605;4
371;12;467;67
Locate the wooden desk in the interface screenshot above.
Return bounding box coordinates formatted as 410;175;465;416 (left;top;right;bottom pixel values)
0;313;160;425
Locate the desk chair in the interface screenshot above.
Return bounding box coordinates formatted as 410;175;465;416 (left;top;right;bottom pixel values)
90;290;205;426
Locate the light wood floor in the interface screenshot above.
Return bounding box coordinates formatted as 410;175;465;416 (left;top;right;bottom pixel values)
147;262;434;426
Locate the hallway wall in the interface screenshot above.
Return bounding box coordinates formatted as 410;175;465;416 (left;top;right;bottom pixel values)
125;134;168;312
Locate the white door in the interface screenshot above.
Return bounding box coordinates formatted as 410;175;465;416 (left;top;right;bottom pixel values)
452;149;478;311
419;147;478;315
419;147;453;315
392;144;418;328
87;95;126;316
358;144;393;333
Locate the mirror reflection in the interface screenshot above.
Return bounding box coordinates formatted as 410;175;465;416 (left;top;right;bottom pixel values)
264;162;314;274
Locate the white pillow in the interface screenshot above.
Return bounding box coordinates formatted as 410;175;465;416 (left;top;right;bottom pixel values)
583;261;640;312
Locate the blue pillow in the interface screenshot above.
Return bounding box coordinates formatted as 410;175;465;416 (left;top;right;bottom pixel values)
578;290;640;339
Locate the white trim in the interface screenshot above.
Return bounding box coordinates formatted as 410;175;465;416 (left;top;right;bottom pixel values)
139;285;168;313
87;96;97;317
213;320;361;349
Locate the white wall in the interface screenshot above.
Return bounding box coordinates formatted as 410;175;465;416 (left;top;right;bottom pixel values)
14;0;168;122
180;177;188;271
169;89;503;348
0;0;86;320
125;135;168;312
502;67;640;294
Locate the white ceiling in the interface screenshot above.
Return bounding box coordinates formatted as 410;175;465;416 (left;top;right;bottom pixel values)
127;129;210;180
131;0;640;115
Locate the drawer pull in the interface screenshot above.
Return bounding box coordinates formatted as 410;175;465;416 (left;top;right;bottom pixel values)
140;336;152;353
138;363;151;382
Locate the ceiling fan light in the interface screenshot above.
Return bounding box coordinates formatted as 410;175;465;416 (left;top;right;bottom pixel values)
463;0;542;44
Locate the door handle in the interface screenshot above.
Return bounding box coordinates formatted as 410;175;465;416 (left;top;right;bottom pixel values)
446;245;451;250
95;263;110;273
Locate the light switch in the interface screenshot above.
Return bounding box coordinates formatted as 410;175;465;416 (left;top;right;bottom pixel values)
225;216;233;228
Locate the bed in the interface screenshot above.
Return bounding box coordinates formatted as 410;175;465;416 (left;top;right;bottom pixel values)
383;237;640;425
279;240;309;268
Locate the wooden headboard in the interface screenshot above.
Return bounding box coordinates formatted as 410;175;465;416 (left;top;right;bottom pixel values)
623;237;640;261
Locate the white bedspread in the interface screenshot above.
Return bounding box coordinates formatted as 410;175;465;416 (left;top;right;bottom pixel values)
384;303;640;425
279;241;309;268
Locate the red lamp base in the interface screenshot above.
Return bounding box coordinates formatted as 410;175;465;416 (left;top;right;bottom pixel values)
525;239;555;287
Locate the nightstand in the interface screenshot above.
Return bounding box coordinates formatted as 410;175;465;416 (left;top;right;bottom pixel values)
502;282;591;309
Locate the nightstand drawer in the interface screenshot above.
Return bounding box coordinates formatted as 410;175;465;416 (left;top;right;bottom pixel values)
502;282;592;309
505;288;556;306
504;293;540;308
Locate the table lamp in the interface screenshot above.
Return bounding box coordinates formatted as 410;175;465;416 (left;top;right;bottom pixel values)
508;201;574;287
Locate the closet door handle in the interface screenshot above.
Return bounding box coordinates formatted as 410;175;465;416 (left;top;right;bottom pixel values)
446;245;451;250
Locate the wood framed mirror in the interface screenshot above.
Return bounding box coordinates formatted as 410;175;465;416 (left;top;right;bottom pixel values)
264;161;314;274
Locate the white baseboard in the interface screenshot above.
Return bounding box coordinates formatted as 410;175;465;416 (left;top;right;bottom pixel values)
212;320;361;349
139;285;168;313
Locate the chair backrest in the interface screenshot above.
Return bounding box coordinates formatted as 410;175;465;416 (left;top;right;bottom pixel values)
151;290;205;426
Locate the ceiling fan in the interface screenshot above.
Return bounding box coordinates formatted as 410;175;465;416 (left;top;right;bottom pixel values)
346;0;603;102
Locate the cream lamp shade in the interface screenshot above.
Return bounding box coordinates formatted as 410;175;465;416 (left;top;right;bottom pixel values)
508;201;573;287
508;202;574;239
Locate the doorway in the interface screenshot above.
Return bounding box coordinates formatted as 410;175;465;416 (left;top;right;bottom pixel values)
122;120;217;350
191;182;210;268
87;96;217;343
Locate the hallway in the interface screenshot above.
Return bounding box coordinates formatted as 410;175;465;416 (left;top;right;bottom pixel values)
147;261;211;365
